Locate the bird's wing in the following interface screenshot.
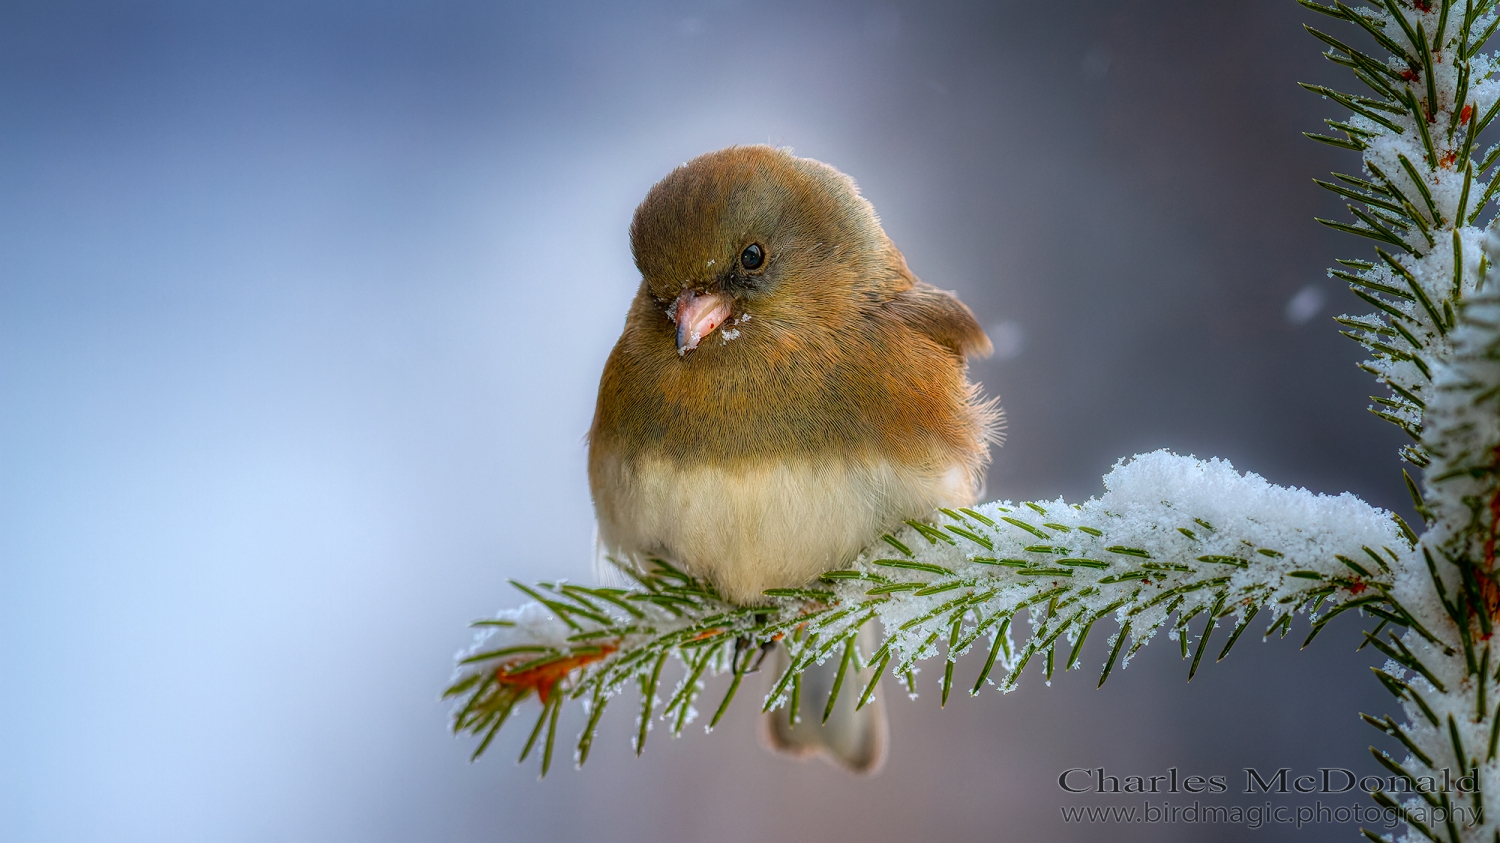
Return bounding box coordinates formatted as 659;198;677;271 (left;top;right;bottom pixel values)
883;281;993;360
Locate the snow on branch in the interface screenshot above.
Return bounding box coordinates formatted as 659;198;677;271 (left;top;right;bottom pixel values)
1295;0;1500;836
1423;291;1500;559
447;451;1408;776
1360;293;1500;843
1303;0;1500;472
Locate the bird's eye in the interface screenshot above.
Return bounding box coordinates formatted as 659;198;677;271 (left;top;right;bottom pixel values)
739;243;765;271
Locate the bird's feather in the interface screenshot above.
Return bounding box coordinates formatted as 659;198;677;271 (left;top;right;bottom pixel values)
761;623;887;774
885;280;994;360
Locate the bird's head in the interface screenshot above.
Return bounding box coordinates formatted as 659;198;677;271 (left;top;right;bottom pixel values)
629;145;898;355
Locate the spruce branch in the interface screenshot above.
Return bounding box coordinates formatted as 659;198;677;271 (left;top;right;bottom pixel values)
449;451;1406;775
1301;1;1500;838
1304;0;1500;467
1353;292;1500;843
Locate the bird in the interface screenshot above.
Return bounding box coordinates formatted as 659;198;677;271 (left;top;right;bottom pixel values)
587;145;999;773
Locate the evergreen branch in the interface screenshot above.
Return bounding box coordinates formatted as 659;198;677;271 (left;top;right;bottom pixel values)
1400;153;1445;226
1306;25;1407;85
448;452;1405;773
1474;98;1500;141
1385;0;1428;68
1416;19;1439;122
1469;10;1500;58
1336;1;1420;63
1335;267;1418;300
1317;214;1415;250
1316;177;1411;216
1468;173;1500;224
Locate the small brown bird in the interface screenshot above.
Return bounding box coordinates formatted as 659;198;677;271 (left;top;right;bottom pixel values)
588;145;998;773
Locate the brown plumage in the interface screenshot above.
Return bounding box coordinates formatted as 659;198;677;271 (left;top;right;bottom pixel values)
588;145;999;772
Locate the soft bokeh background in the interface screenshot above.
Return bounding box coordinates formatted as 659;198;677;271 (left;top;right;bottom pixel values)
0;1;1427;841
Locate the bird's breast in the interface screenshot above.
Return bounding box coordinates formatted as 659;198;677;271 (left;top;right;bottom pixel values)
590;450;975;604
594;321;961;465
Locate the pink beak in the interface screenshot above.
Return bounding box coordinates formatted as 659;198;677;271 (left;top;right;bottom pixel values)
669;290;732;354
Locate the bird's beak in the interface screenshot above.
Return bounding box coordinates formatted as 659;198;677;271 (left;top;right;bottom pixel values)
669;289;732;355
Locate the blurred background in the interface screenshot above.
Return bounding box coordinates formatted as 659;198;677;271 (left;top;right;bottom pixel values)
0;1;1427;841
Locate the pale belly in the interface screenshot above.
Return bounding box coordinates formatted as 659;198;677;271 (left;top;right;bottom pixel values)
592;454;977;604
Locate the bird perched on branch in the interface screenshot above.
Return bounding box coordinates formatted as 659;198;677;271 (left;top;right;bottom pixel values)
588;145;999;773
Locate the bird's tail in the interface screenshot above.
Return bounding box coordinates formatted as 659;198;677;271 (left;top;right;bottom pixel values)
761;623;888;774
